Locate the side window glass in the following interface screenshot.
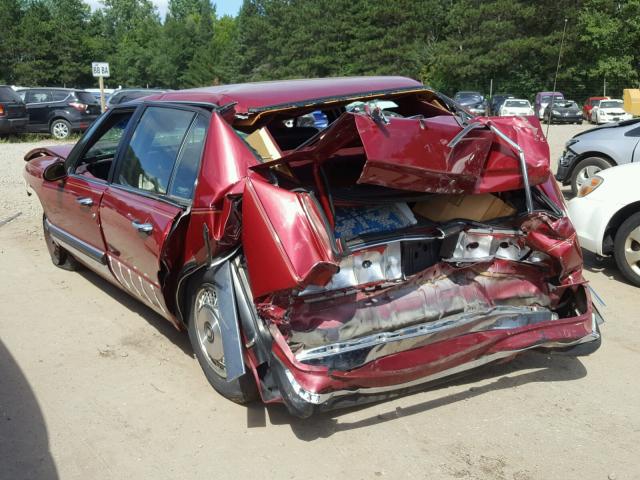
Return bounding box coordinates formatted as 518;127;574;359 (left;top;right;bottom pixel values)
74;110;134;181
27;90;52;103
115;107;195;195
168;114;208;201
52;91;69;101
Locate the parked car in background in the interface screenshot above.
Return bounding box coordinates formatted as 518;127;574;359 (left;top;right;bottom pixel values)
489;94;515;115
85;88;115;104
543;100;583;124
498;98;534;116
568;163;640;286
16;88;101;139
453;91;487;116
0;85;28;135
590;99;632;124
555;118;640;194
24;77;601;417
106;88;166;109
583;96;609;120
534;91;564;119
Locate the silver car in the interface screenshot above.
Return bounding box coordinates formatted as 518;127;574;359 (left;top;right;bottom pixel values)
555;119;640;194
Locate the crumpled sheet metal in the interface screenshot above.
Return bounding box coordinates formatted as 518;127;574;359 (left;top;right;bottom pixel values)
288;261;551;348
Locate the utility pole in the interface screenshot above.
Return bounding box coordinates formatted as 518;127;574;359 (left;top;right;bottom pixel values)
603;77;607;97
546;18;568;139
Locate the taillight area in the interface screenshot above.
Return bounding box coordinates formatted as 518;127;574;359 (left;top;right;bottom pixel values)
0;104;5;116
69;102;87;112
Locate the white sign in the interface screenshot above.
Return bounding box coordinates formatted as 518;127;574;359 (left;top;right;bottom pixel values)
92;62;110;78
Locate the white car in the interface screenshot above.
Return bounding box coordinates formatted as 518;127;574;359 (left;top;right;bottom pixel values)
567;163;640;286
590;99;632;124
499;99;534;117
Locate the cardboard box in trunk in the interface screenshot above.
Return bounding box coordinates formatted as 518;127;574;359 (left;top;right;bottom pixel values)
413;194;516;222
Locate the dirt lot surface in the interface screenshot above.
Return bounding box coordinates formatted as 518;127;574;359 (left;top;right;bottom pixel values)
1;124;639;480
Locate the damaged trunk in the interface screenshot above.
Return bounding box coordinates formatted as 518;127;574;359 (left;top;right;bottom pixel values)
241;107;588;380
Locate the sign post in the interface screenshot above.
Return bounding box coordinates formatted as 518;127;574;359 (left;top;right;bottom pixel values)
91;62;110;113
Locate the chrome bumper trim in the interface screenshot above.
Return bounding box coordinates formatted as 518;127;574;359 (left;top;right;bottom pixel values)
285;321;601;406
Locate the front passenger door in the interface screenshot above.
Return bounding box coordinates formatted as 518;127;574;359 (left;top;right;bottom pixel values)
100;105;208;320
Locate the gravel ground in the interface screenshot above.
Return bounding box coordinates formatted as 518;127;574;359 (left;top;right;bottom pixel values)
1;124;639;480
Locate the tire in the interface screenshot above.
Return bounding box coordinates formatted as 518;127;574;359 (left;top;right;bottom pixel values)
570;156;612;196
187;277;258;404
614;212;640;287
50;119;71;139
42;215;81;271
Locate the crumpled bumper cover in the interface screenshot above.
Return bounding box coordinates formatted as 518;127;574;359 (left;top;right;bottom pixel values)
269;298;602;417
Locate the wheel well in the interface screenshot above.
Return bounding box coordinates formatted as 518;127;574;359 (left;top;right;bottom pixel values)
49;116;70;128
602;201;640;255
568;151;617;179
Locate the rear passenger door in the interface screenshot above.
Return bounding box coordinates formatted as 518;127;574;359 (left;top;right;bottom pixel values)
99;104;208;318
24;89;53;130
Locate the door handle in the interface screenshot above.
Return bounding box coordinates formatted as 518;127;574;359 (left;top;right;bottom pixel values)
131;220;153;234
76;197;93;207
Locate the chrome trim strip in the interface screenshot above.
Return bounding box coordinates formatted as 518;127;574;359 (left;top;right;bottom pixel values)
46;219;106;265
285;327;601;406
295;306;555;369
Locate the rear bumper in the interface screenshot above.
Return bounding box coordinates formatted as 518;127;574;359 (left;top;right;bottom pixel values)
0;117;28;134
270;295;601;417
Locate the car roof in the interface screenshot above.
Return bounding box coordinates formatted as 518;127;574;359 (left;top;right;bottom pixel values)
17;87;84;92
144;76;425;114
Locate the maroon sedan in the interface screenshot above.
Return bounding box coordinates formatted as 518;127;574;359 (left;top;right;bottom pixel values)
24;77;601;417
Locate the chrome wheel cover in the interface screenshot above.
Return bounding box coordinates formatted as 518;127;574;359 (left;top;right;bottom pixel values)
624;226;640;276
194;287;226;378
52;121;69;139
575;164;603;190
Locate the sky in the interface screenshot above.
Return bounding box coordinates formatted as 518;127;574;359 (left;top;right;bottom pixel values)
84;0;243;19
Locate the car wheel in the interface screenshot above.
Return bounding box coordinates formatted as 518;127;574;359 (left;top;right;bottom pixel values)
187;279;258;404
50;119;71;139
570;157;612;196
42;215;81;271
614;212;640;287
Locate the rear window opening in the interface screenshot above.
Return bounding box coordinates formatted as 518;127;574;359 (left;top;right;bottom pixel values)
75;91;100;105
0;87;22;103
234;91;450;155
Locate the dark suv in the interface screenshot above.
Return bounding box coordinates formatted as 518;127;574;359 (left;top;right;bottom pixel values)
0;86;28;135
106;89;166;109
17;88;101;139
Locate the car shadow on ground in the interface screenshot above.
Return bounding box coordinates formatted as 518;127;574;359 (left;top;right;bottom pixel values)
77;270;192;357
246;351;587;440
581;250;631;286
0;340;59;479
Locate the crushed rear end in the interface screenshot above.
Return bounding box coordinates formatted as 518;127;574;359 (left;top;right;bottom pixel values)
235;94;601;417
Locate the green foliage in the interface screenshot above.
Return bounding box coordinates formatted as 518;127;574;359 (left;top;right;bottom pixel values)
2;0;640;102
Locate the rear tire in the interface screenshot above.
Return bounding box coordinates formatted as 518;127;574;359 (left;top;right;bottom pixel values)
50;119;71;139
570;157;612;196
187;276;258;404
43;215;81;271
614;212;640;287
